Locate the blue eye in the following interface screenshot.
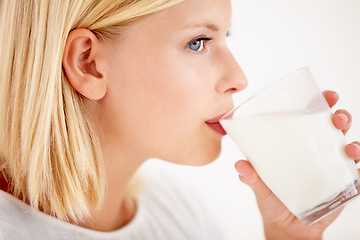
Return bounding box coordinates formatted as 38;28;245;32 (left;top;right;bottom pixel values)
187;37;212;52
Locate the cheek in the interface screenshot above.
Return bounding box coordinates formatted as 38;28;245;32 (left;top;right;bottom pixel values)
142;69;204;137
142;56;211;117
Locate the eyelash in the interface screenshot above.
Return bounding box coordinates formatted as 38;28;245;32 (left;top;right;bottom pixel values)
187;36;213;53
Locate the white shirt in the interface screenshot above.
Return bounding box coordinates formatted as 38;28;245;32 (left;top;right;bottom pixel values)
0;167;223;240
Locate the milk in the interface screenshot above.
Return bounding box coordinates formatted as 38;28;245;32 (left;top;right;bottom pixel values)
221;110;359;216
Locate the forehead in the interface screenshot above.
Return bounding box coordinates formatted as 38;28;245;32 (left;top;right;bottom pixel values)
150;0;232;31
105;0;232;47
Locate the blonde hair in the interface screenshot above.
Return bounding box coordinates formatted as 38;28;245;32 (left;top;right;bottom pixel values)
0;0;182;222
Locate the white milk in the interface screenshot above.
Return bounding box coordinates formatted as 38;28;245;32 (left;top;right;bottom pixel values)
221;110;359;215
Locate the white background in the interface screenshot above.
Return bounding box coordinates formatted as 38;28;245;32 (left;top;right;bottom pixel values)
146;0;360;239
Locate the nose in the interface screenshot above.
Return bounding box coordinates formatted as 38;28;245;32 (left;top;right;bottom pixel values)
215;49;248;94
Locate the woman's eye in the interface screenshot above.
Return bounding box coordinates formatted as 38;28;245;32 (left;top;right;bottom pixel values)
187;37;211;52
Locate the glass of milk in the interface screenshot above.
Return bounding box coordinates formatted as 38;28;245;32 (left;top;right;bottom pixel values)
220;67;360;225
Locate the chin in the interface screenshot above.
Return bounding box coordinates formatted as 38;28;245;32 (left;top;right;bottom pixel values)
198;150;222;166
180;142;222;167
158;137;223;166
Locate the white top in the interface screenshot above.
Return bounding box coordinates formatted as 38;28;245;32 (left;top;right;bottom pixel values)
0;168;223;240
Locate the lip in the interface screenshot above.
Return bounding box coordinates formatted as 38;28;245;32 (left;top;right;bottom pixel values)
205;113;228;136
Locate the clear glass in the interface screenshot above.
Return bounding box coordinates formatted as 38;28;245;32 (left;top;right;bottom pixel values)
220;67;360;225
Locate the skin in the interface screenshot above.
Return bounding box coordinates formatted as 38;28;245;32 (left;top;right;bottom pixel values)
1;0;357;238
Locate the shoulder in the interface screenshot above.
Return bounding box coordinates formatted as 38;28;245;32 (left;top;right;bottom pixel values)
0;162;224;240
0;190;41;239
0;190;85;240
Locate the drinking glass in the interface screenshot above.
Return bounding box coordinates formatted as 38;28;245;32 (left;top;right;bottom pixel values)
220;67;360;225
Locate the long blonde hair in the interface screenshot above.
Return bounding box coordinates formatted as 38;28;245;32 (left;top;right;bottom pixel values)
0;0;182;222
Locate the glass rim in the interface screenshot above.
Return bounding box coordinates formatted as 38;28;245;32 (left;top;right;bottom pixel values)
220;66;310;122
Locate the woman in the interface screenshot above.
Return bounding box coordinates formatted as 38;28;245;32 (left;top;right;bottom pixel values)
0;0;359;239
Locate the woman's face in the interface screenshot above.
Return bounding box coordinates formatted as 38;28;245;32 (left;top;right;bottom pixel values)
96;0;247;165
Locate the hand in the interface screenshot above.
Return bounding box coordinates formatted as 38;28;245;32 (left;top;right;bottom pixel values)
234;90;360;240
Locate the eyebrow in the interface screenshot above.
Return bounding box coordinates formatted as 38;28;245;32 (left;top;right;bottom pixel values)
183;23;232;36
183;23;219;32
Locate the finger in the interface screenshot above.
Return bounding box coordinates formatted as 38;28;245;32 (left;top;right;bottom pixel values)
345;142;360;163
323;90;339;108
234;160;272;201
332;110;352;135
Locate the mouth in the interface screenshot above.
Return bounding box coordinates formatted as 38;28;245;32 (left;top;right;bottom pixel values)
205;113;227;136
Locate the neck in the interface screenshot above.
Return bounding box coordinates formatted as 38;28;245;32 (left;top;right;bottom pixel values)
78;148;146;232
72;100;148;231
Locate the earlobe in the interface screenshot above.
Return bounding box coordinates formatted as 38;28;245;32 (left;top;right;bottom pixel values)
62;28;107;100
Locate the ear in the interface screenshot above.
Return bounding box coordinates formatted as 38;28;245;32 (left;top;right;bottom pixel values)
62;28;107;100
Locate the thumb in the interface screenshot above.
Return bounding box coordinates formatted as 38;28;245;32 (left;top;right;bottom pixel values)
235;160;291;223
234;160;273;202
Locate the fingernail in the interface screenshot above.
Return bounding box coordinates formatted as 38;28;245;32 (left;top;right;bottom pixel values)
351;143;360;152
336;113;349;123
